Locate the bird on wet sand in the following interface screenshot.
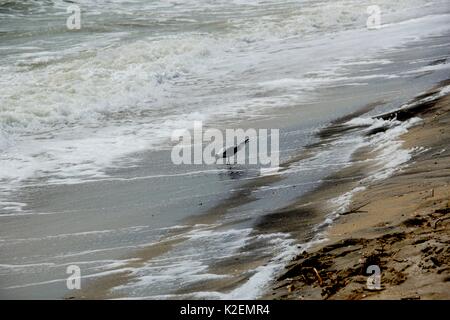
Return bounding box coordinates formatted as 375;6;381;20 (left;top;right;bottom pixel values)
215;138;249;165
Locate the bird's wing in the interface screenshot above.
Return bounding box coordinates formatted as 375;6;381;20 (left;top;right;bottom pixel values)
215;147;225;158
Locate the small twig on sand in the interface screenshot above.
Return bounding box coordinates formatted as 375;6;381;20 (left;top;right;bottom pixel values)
434;216;450;229
425;188;435;199
340;201;371;216
313;268;323;286
287;284;296;293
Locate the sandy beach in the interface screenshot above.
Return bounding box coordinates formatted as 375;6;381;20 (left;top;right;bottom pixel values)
267;81;450;300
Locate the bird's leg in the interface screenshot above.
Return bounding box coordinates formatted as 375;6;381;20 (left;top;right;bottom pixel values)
225;157;232;170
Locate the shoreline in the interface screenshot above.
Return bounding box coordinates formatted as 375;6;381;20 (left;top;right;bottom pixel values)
2;0;450;300
266;81;450;300
67;81;450;300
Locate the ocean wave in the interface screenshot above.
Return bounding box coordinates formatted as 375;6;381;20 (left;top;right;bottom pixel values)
1;0;448;192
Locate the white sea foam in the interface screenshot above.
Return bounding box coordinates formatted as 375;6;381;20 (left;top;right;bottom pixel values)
107;224;298;299
308;108;428;244
1;0;449;200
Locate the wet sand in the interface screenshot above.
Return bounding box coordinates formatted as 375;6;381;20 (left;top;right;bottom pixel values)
267;82;450;300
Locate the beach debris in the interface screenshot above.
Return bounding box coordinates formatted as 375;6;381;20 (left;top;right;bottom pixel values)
434;216;450;229
287;284;295;293
313;268;323;286
435;207;450;214
424;188;435;199
340;201;370;216
402;217;427;228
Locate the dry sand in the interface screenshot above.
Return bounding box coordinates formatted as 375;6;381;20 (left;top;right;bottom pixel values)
267;83;450;300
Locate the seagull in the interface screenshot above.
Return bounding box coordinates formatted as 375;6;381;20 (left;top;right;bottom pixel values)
216;138;249;165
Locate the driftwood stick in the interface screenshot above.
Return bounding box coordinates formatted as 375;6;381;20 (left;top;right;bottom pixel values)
434;216;450;229
340;201;371;216
313;268;323;286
